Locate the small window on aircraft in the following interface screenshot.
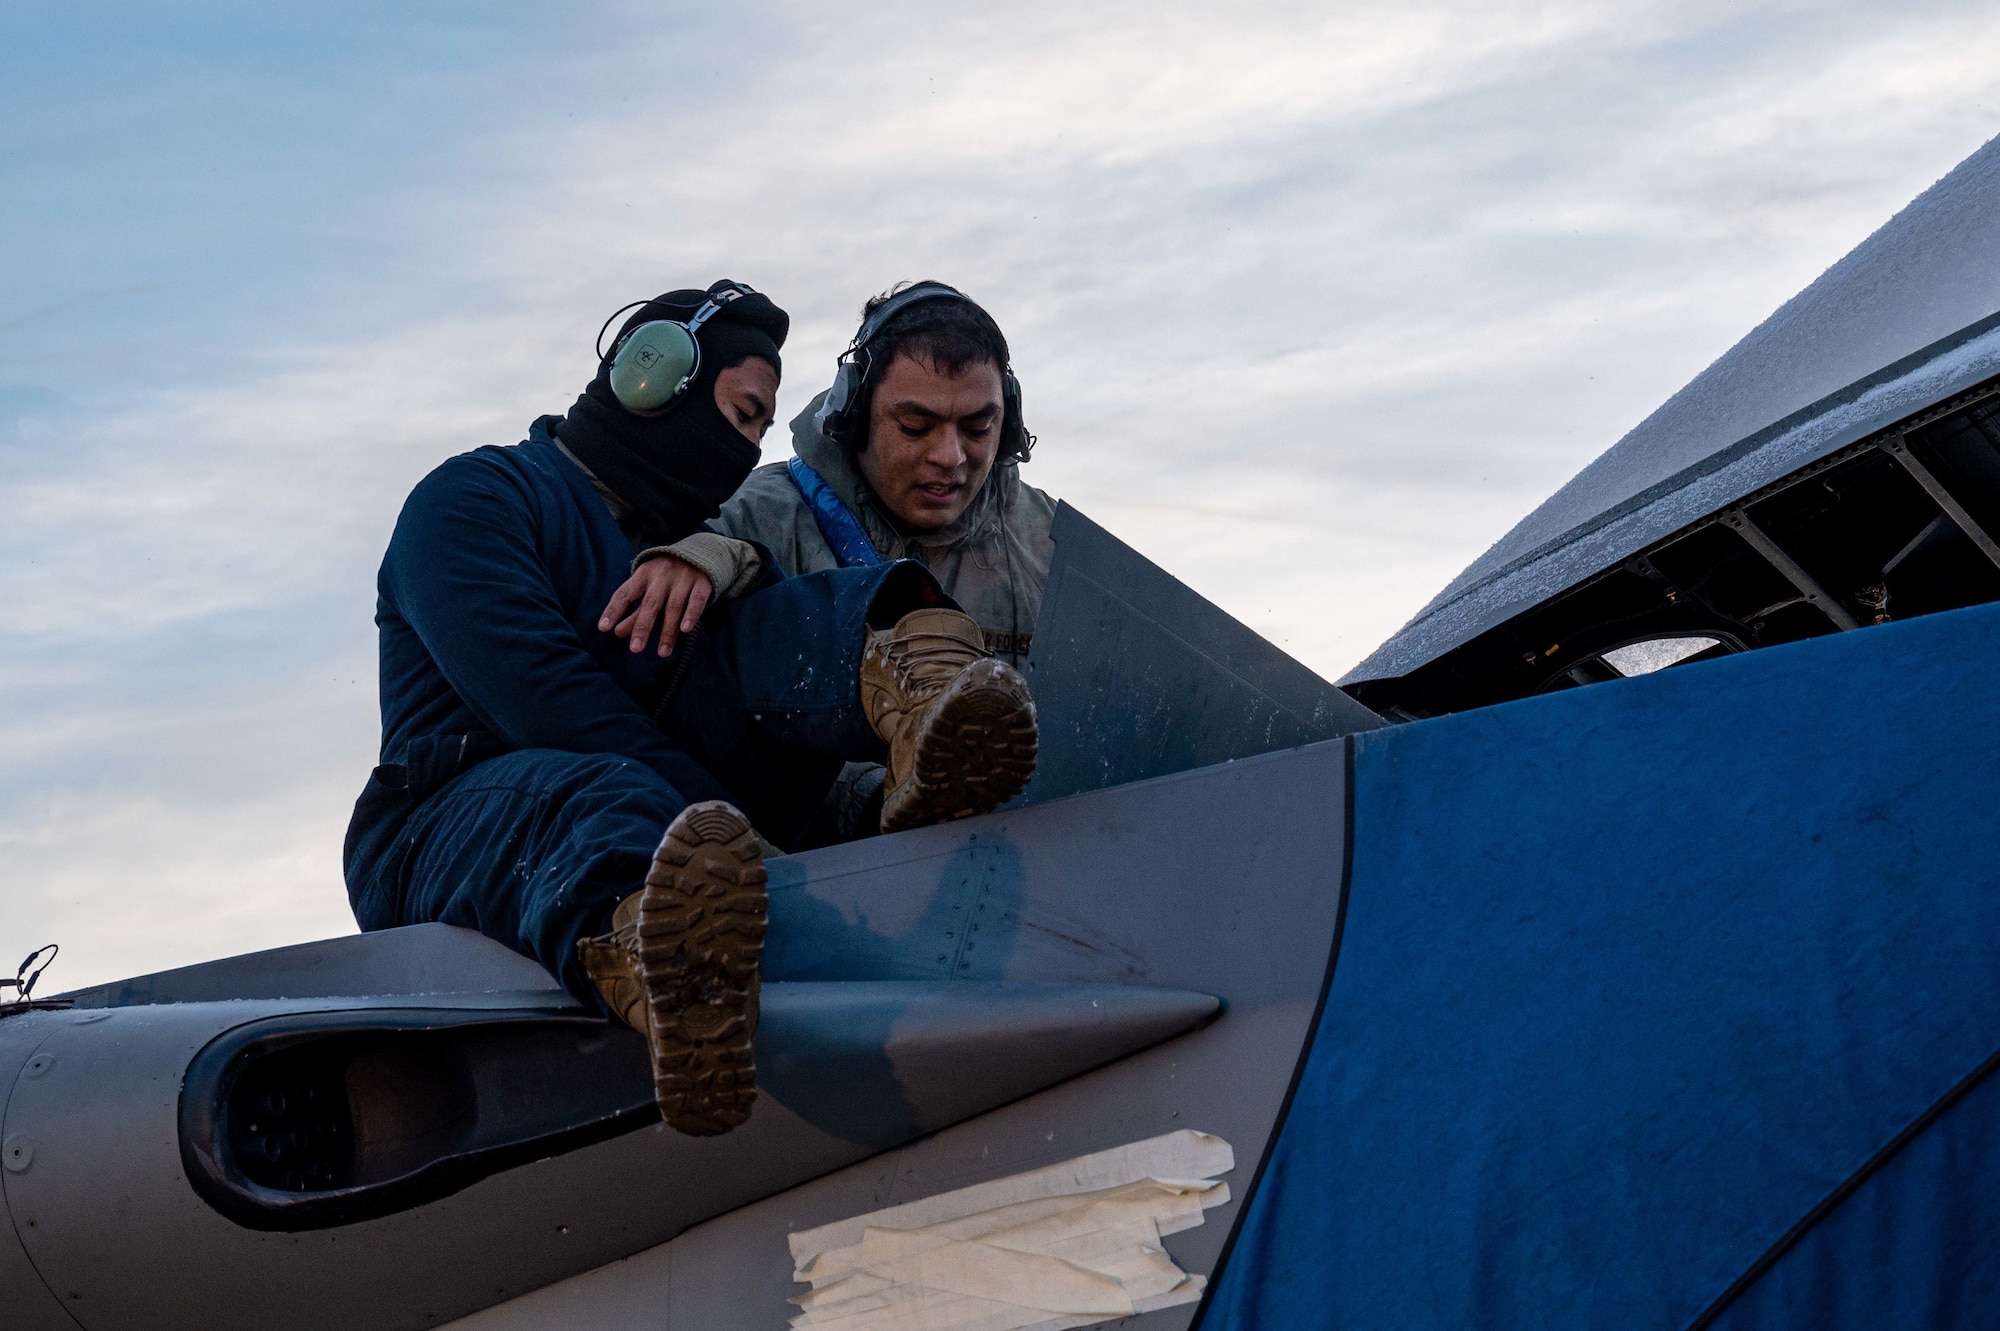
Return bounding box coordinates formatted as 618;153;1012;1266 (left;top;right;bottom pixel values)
1602;636;1723;677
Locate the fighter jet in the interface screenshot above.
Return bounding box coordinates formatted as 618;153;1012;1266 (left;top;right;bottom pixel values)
7;134;2000;1331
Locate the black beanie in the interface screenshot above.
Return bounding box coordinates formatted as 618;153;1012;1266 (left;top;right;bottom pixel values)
555;280;789;547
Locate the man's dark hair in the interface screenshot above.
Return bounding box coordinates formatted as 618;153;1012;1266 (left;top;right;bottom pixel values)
854;281;1031;463
862;281;1011;382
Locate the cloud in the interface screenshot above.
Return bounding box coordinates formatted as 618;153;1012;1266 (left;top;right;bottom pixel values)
4;0;1999;989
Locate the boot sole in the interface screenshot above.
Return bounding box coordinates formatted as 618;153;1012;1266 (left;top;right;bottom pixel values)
638;801;767;1136
882;660;1039;834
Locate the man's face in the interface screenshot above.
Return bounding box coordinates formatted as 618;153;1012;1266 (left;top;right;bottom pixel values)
714;357;778;443
857;352;1004;531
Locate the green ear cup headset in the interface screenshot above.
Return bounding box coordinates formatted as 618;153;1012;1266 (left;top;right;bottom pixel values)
813;282;1033;462
595;283;754;416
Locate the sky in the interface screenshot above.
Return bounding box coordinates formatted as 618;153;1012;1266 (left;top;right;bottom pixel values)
5;0;2000;991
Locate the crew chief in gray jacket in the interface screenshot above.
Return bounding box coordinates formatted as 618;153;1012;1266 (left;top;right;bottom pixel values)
601;281;1055;667
599;282;1057;842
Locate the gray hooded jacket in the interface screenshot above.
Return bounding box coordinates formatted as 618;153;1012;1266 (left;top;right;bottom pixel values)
713;391;1056;667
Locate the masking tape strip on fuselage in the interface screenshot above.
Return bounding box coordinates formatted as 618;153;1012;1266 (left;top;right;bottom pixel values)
788;1130;1234;1331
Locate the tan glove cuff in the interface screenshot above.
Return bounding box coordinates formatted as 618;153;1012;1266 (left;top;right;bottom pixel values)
633;532;764;598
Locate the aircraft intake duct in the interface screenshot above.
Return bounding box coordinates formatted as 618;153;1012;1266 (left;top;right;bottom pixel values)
179;1008;656;1230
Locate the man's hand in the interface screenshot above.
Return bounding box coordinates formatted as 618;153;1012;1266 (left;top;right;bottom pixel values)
600;556;714;657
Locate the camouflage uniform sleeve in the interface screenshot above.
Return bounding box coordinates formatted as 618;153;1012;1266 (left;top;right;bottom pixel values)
626;457;818;595
709;462;827;579
631;531;765;598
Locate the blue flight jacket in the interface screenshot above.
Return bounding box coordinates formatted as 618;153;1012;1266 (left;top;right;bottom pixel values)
344;417;737;889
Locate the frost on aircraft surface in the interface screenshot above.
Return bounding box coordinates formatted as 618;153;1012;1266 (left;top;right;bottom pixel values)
8;133;2000;1331
1342;134;2000;718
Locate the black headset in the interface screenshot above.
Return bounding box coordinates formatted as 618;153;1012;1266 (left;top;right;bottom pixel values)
812;282;1033;462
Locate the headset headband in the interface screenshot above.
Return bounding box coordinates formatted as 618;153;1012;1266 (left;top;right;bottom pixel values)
683;288;740;334
595;282;753;365
841;282;968;359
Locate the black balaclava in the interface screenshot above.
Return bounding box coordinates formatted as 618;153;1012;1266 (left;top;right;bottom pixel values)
555;280;788;547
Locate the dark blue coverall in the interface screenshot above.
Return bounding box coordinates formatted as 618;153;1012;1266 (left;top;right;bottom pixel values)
343;418;934;1004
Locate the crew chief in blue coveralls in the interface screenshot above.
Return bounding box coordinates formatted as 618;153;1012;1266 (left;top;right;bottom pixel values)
343;283;970;1006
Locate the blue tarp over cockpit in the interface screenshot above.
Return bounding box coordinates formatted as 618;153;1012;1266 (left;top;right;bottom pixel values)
1202;600;2000;1328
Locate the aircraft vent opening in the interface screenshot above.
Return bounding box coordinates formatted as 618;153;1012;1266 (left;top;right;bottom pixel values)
179;1009;654;1231
1352;375;2000;719
222;1031;483;1195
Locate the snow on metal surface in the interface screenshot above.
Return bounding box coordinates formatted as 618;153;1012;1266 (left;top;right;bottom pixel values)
1348;132;2000;685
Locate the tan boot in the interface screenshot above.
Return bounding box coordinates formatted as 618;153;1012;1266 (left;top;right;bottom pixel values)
577;893;648;1034
862;608;1039;834
576;801;767;1136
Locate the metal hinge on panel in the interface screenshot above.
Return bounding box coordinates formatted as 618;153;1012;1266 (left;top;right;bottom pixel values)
1881;434;2000;572
1718;510;1860;631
